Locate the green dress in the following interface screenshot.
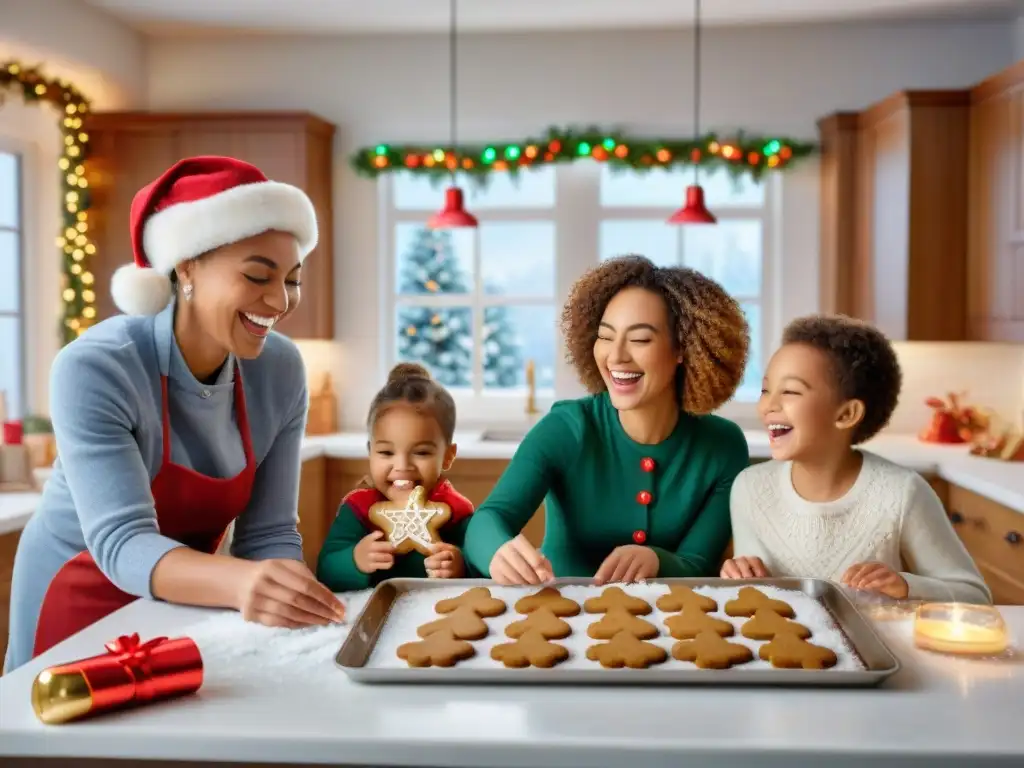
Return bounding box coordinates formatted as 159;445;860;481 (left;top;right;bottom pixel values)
463;393;749;579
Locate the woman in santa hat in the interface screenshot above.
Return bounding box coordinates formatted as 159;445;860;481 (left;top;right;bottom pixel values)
4;155;346;672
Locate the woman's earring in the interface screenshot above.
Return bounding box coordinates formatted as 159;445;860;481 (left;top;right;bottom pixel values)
182;283;194;302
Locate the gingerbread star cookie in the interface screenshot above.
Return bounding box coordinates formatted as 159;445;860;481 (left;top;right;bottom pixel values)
368;485;451;556
724;586;796;618
506;607;573;640
434;586;507;618
664;606;735;639
671;630;754;669
583;587;652;616
586;630;667;669
514;587;581;617
397;629;475;667
740;608;811;640
587;606;660;640
491;630;570;669
656;585;718;613
759;633;838;669
417;604;490;641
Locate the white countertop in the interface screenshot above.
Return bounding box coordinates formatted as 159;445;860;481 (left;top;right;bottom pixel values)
1;594;1022;766
2;431;1022;537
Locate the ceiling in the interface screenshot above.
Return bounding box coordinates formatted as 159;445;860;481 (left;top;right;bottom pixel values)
84;0;1023;36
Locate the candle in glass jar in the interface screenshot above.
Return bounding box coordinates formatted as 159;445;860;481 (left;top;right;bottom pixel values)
913;603;1009;656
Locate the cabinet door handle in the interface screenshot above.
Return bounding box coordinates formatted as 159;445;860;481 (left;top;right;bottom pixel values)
949;511;964;524
1006;531;1021;545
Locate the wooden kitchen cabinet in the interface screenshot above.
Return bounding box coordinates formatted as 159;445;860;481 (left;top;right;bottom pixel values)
818;91;971;341
82;111;336;339
0;529;22;669
967;60;1024;342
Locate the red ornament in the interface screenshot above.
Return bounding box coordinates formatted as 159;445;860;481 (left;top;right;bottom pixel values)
640;457;655;472
636;490;652;505
633;530;647;544
592;146;608;161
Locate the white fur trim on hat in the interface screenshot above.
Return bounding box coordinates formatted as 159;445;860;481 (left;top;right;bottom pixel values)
111;263;174;316
142;181;318;275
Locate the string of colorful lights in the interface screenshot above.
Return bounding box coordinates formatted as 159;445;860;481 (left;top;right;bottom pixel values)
1;60;96;345
350;126;816;185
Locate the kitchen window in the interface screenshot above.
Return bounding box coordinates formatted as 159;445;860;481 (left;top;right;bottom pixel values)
0;149;24;420
380;161;777;422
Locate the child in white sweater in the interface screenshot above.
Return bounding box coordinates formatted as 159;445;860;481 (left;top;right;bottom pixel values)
722;315;991;604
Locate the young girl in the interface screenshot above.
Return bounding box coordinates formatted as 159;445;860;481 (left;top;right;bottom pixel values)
316;363;475;590
722;315;991;604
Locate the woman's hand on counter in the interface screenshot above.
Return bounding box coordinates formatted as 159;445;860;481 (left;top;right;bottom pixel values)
720;556;771;579
353;530;396;574
593;545;659;585
236;559;347;628
489;534;553;585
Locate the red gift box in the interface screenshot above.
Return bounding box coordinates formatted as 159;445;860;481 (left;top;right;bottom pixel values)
32;633;204;724
2;420;23;445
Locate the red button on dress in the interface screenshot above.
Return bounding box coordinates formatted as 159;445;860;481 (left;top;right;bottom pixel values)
633;530;647;544
636;490;652;505
640;457;656;472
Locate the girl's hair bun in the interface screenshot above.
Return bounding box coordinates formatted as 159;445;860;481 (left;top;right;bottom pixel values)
387;362;432;384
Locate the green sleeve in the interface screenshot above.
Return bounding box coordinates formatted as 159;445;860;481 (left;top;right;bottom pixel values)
463;408;582;576
443;515;484;578
651;422;749;577
316;502;372;591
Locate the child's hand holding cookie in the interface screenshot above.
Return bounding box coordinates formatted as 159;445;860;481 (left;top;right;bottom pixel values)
425;543;465;579
720;556;771;579
353;530;396;574
841;561;909;599
594;545;659;585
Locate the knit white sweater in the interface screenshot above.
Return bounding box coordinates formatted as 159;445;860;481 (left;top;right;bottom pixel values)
729;451;992;604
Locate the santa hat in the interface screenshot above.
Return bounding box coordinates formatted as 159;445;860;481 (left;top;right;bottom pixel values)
111;155;318;316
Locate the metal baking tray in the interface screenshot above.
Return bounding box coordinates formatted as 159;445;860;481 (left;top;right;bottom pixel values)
334;577;901;687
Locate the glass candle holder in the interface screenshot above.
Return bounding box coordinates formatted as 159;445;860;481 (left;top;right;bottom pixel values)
913;603;1010;657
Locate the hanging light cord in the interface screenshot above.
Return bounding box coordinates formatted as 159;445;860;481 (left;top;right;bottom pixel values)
693;0;702;183
449;0;458;185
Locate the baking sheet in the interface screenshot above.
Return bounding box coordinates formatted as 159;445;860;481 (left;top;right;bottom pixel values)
335;577;901;687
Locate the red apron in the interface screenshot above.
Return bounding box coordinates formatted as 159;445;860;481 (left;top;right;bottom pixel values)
33;367;256;658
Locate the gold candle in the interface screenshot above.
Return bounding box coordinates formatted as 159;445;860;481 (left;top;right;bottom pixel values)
913;603;1010;657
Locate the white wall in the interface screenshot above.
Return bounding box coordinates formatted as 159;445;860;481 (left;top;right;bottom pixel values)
145;18;1023;432
0;0;146;415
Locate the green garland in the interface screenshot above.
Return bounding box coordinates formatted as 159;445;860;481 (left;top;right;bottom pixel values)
350;125;816;186
1;60;95;345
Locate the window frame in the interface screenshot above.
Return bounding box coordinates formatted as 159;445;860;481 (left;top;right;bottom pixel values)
0;142;25;421
378;164;782;427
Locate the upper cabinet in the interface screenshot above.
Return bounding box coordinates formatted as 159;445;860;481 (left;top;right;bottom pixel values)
82;112;336;339
818;92;971;341
968;61;1024;343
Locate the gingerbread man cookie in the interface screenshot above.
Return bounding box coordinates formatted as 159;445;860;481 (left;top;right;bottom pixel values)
514;587;581;617
434;586;507;618
655;585;718;613
671;630;754;669
417;604;490;641
664;606;735;639
587;606;660;640
740;608;811;640
506;607;573;640
724;586;796;618
583;587;652;616
586;630;667;669
397;629;475;667
368;485;451;556
491;630;570;669
759;633;838;669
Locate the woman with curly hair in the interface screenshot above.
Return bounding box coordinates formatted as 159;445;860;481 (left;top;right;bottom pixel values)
463;255;751;584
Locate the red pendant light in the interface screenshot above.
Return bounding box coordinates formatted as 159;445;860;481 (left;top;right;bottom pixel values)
429;0;476;229
668;0;715;225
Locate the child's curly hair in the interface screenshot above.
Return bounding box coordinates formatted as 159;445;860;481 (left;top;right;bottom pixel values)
560;255;750;414
782;314;902;445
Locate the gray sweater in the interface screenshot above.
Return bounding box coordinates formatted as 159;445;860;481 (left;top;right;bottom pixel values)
4;300;307;670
